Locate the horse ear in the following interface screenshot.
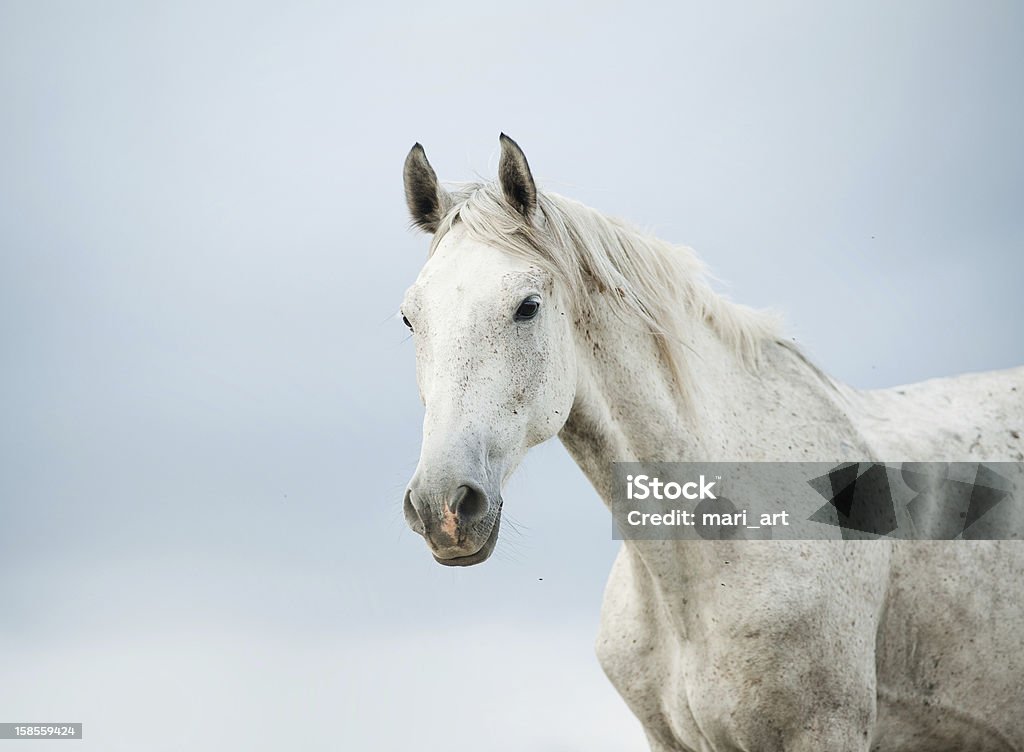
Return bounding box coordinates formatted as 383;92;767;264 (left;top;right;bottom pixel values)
498;133;537;218
403;143;449;233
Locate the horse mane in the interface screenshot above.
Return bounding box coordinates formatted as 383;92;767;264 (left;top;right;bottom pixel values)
428;181;785;404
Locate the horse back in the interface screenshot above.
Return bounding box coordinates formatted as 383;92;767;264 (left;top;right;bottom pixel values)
857;365;1024;462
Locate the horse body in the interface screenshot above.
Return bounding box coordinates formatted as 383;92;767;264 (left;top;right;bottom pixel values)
578;320;1024;751
559;286;1024;751
398;136;1024;751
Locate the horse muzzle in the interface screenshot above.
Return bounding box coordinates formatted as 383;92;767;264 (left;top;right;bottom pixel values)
403;480;503;566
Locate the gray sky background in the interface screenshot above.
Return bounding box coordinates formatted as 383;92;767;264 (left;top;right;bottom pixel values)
1;1;1022;750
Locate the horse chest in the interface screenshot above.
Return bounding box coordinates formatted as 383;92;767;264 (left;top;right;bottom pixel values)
598;542;896;751
596;567;754;752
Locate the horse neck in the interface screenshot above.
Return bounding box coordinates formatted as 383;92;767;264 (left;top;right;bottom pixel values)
558;302;874;506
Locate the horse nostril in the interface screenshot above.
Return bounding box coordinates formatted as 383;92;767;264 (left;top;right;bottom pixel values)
449;484;487;524
403;488;425;535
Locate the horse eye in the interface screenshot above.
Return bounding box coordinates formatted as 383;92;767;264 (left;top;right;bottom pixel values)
514;296;541;321
401;313;414;332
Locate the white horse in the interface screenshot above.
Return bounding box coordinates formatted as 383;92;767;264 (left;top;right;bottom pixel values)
398;134;1024;751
